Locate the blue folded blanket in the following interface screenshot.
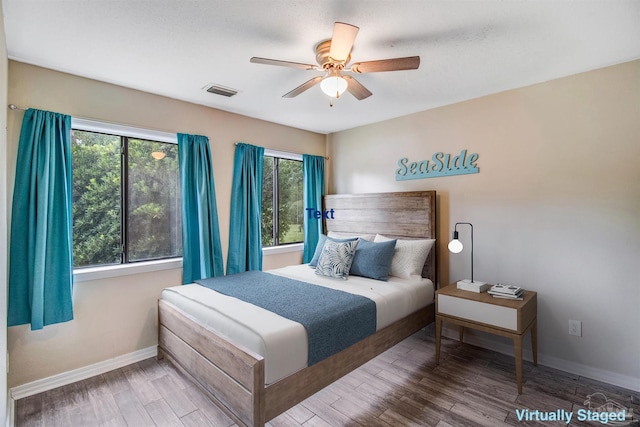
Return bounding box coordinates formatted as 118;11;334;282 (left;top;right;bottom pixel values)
196;271;376;366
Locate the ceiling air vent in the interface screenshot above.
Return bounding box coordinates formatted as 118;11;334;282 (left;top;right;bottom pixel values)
204;83;239;98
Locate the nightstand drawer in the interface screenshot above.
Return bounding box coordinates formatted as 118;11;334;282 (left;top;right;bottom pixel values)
438;294;517;331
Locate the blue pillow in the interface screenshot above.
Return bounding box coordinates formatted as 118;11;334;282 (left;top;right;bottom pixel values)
349;238;397;281
309;234;357;268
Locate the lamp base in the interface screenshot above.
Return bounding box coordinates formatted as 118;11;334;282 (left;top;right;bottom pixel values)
456;279;490;293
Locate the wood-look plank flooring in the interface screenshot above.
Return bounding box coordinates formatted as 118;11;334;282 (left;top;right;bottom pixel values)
15;331;639;426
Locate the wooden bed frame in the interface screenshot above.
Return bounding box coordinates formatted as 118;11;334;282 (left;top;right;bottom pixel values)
158;190;437;427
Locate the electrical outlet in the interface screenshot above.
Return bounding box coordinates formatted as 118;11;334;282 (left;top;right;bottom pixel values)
569;319;582;337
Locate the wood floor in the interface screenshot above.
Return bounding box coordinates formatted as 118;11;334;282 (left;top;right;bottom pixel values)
15;331;639;426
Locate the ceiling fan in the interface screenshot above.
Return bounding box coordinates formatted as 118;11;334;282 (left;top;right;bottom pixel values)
250;22;420;104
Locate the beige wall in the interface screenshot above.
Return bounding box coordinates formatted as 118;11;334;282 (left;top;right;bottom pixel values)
262;250;303;271
328;60;640;390
6;61;325;387
1;1;9;421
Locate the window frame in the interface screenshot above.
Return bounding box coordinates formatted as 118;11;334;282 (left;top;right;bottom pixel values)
262;149;304;254
71;118;182;279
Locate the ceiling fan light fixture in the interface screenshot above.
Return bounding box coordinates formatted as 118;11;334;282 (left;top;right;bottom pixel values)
320;75;348;98
250;22;418;103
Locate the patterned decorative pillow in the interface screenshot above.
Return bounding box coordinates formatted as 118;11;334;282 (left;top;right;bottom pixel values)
374;234;435;279
309;234;357;268
315;239;359;280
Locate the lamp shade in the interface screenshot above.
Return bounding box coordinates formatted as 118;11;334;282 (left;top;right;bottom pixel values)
320;76;348;98
448;239;463;253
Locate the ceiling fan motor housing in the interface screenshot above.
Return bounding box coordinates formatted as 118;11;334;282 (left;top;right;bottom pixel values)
315;40;350;69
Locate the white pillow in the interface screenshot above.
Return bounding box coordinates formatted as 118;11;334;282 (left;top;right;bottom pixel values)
328;231;375;241
374;234;435;279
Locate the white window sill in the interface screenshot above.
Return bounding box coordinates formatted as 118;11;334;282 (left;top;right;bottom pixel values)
73;258;183;283
73;245;301;282
262;243;304;256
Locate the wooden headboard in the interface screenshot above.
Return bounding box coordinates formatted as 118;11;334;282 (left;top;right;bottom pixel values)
323;191;437;287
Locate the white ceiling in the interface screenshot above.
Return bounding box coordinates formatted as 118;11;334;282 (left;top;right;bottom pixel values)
4;1;640;134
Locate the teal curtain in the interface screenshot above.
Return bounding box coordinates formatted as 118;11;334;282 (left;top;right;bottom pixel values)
178;133;224;283
8;109;74;330
302;154;325;263
227;143;264;274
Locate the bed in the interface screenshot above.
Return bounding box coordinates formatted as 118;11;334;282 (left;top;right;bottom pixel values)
157;190;437;427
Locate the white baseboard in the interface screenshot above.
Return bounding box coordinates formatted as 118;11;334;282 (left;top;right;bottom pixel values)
7;345;158;426
443;329;640;393
9;345;157;401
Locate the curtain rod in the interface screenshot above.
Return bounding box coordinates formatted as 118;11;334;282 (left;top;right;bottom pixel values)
9;103;115;123
234;141;329;160
8;104;176;142
8;104;27;111
10;106;329;160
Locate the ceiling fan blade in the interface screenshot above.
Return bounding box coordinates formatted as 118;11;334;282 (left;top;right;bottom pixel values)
343;75;372;100
350;56;420;73
283;76;324;98
329;22;359;62
250;57;318;70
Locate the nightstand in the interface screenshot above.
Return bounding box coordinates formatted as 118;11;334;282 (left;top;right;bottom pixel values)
435;283;537;394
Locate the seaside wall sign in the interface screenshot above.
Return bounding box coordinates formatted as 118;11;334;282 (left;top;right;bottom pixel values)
395;149;479;181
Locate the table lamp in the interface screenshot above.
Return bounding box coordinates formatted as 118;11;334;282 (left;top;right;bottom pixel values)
448;222;488;292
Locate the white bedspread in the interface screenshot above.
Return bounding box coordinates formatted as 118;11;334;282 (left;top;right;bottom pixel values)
160;264;434;384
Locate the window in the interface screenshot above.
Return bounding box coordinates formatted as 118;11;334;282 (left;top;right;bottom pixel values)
71;123;181;268
262;151;303;247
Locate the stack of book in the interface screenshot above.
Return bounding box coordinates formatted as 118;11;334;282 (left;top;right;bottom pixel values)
488;284;524;300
